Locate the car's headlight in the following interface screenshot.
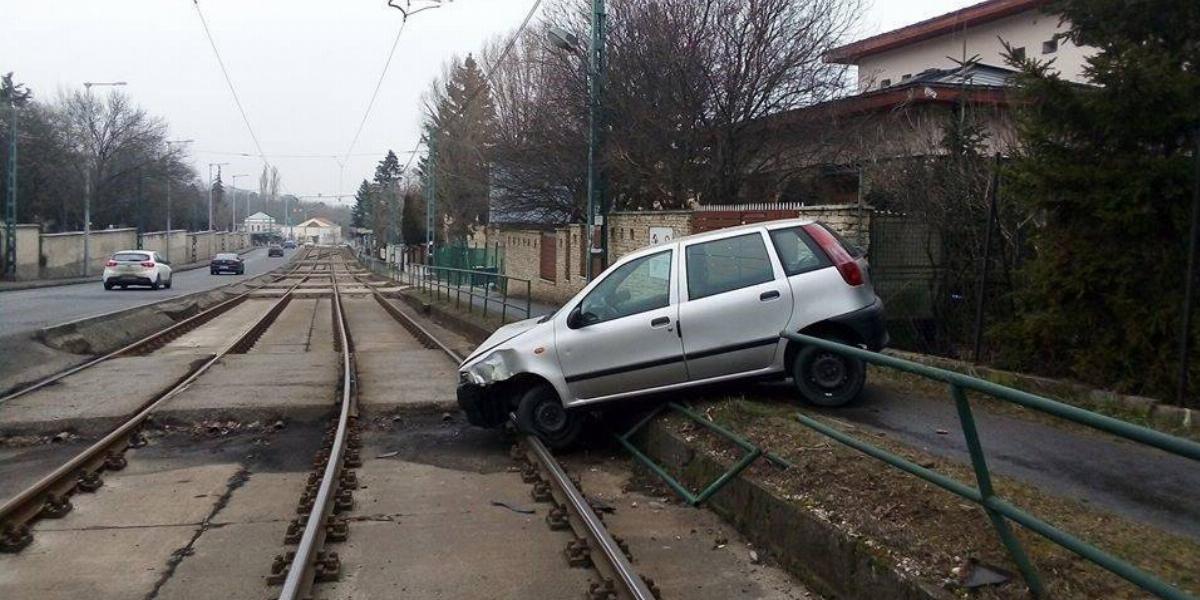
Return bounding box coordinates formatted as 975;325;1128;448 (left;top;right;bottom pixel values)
466;352;513;385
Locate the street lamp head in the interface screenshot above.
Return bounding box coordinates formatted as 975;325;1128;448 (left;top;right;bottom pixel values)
547;27;580;52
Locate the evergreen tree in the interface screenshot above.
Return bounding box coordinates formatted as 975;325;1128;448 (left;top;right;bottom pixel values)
423;54;496;242
352;179;372;228
997;0;1200;397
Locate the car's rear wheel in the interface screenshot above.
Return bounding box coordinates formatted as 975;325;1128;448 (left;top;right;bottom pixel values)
164;277;172;289
791;340;865;407
150;275;161;290
516;384;582;449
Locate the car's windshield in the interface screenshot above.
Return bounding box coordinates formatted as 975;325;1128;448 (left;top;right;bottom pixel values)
112;252;150;262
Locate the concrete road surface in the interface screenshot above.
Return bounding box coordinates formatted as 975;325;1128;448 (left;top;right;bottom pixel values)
0;247;293;338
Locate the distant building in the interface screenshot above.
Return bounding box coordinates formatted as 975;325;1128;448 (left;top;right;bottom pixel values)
285;217;342;245
244;212;277;234
827;0;1093;92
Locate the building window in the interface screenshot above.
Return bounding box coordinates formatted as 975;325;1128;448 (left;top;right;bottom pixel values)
879;78;891;87
1011;46;1026;61
1042;39;1057;54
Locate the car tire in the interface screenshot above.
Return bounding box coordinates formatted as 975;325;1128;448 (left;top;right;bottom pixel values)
164;277;172;289
516;384;583;450
790;339;866;407
211;269;217;275
150;275;161;291
103;281;114;290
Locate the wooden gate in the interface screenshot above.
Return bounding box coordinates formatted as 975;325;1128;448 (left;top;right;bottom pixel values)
539;232;557;281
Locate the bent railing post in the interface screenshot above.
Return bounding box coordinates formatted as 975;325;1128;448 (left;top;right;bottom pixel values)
951;384;1045;597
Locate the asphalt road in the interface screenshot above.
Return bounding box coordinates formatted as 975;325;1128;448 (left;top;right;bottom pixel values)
0;247;296;338
749;379;1200;540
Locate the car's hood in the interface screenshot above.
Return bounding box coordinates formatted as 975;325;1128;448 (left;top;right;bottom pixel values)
462;317;544;366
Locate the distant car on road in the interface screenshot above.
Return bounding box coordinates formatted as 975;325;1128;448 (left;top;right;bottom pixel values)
457;218;887;447
103;250;173;291
210;252;245;275
268;244;284;257
283;239;297;249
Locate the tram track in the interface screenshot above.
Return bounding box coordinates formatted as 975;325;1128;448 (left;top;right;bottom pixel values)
0;248;327;552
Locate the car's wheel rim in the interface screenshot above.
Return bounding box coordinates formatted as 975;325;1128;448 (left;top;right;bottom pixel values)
534;401;568;434
810;353;847;390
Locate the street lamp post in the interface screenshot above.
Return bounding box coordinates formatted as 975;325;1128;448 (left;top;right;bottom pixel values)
4;94;18;279
230;174;249;232
547;0;607;280
207;162;229;232
81;81;127;277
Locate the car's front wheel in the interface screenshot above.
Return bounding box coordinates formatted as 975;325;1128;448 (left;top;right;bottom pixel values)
791;340;865;407
515;384;582;449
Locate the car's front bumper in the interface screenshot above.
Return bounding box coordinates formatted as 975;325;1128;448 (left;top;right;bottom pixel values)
457;381;507;428
830;297;890;351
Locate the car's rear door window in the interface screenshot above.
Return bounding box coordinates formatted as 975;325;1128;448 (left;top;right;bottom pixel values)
685;232;775;300
113;252;150;262
768;227;831;276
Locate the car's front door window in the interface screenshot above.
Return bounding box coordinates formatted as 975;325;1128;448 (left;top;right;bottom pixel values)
577;250;672;326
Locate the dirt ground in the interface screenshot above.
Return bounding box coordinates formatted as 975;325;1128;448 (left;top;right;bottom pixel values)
648;391;1200;599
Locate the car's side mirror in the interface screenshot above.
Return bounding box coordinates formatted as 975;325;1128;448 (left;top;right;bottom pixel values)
567;305;599;329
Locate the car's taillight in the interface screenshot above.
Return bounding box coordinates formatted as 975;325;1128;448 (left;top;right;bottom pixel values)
141;261;155;268
105;260;118;267
802;223;863;286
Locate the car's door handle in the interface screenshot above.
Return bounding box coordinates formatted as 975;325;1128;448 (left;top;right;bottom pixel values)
760;290;781;301
650;316;671;327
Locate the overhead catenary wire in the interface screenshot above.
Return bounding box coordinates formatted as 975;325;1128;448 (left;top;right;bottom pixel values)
190;0;271;169
403;0;543;175
342;17;410;165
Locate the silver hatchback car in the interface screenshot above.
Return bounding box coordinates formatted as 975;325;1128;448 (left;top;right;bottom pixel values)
457;218;888;447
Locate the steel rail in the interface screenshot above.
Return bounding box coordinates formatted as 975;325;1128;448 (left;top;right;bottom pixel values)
0;257;317;551
0;247;318;404
277;255;355;600
353;268;655;600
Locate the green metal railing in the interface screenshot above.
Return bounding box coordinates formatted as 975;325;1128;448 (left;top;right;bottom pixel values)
617;402;792;506
781;331;1200;600
358;252;534;324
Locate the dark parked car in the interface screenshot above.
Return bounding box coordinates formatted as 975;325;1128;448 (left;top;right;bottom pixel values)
210;252;244;275
268;244;284;257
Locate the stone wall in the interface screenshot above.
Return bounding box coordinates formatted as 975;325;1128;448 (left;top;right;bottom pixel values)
608;211;693;261
0;224;41;280
39;228;138;279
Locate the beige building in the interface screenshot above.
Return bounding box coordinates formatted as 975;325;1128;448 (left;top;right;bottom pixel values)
286;217;342;245
828;0;1093;92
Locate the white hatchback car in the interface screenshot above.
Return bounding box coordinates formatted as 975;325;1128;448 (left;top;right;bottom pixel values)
102;250;173;290
457;218;887;447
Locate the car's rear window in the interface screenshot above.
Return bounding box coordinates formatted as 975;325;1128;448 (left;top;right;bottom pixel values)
113;252;150;262
768;227;830;276
215;253;238;260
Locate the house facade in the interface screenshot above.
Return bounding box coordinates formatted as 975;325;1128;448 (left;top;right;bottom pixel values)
244;212;277;234
285;217;342;245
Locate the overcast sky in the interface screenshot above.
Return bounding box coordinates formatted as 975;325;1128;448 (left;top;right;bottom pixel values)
3;0;976;205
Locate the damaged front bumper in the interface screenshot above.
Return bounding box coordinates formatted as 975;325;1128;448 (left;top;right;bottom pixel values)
457;381;508;428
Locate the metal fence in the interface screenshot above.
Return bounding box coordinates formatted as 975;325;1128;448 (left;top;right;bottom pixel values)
781;331;1200;600
358;252;533;324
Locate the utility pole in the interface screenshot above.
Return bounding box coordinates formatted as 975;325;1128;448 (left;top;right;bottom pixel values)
587;0;608;279
425;135;438;261
4;95;17;279
207;162;229;231
136;168;144;250
81;81;127;277
230;174;249;232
